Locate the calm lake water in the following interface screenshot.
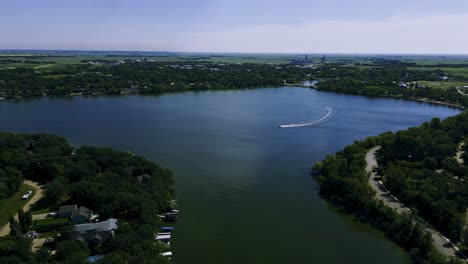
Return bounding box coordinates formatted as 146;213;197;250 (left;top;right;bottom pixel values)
0;87;461;263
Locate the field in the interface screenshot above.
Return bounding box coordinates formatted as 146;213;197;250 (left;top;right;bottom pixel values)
0;51;296;65
408;67;468;78
0;184;36;226
417;81;468;90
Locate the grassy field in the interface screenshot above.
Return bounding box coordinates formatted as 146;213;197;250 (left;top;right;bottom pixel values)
0;184;36;226
417;81;468;90
409;67;468;78
1;51;468;71
0;53;295;65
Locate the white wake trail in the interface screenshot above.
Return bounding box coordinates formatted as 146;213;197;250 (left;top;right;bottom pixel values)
279;107;335;128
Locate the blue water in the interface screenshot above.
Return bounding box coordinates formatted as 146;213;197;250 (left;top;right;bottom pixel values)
0;87;461;264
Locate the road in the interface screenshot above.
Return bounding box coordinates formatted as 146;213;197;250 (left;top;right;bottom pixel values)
457;87;468;96
32;238;46;253
0;180;44;237
365;146;466;261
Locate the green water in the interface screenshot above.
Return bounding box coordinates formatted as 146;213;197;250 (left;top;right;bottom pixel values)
0;87;461;263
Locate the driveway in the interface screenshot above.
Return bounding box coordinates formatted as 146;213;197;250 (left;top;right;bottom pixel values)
0;180;44;237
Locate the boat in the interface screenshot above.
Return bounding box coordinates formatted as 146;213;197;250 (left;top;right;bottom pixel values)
161;227;174;232
279;107;334;128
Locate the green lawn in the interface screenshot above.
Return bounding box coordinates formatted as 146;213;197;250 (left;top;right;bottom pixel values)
0;184;36;226
34;217;69;225
31;206;58;215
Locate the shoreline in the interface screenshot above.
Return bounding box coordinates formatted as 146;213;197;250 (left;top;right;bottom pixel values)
2;86;465;111
414;98;465;109
311;87;465;110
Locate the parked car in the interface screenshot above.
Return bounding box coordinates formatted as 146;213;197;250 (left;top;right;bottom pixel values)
23;231;39;239
21;190;33;200
47;212;57;218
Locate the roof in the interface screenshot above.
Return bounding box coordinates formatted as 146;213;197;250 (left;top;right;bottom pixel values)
136;174;151;184
72;206;92;218
75;218;118;233
87;255;104;263
58;205;77;215
161;227;174;232
73;230;113;246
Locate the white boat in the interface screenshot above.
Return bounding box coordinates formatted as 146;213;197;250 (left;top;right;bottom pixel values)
155;234;171;241
279;107;334;128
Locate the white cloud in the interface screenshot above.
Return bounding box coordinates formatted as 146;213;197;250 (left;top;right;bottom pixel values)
170;13;468;54
2;12;468;53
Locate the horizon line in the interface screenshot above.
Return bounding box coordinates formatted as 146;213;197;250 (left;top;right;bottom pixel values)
0;48;468;57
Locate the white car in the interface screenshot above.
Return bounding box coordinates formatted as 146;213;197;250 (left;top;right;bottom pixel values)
21;190;33;200
47;212;57;218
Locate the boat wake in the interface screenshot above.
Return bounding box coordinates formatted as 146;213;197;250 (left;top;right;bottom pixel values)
279;107;335;128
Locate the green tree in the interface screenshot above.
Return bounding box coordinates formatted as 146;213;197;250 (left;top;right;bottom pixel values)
8;217;22;237
55;240;89;263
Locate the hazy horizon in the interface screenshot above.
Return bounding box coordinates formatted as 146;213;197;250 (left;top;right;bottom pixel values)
1;0;468;54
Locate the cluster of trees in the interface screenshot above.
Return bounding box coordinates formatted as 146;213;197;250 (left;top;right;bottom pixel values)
0;62;311;98
8;209;33;237
314;65;468;107
313;112;468;263
0;133;175;263
316;79;468;107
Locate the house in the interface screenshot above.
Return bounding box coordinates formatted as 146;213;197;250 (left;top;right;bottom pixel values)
72;230;114;247
58;205;94;223
72;219;118;247
58;205;78;218
75;218;118;233
71;206;93;224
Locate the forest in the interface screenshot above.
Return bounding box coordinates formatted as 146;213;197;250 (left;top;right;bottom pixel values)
0;133;175;264
0;62;309;98
313;112;468;264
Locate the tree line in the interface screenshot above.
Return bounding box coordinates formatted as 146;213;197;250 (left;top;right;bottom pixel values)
313;112;468;264
0;62;310;98
313;65;468;107
0;133;175;264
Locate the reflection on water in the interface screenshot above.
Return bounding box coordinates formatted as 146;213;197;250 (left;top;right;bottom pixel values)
0;87;460;264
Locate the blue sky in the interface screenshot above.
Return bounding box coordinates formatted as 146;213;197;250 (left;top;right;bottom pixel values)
1;0;468;53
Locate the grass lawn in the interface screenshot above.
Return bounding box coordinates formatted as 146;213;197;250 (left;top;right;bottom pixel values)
38;230;59;239
0;184;36;226
31;206;59;215
35;217;69;225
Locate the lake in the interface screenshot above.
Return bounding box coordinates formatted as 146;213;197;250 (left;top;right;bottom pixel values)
0;87;461;263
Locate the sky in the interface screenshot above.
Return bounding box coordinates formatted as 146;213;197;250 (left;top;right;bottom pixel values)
1;0;468;54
